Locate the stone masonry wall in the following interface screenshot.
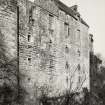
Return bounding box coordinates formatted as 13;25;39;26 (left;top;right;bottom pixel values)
18;0;59;104
18;1;90;104
0;0;90;104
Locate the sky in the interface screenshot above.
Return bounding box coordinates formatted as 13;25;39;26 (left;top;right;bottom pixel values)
60;0;105;58
30;0;105;58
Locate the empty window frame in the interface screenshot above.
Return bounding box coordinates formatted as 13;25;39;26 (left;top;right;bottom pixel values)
65;61;69;69
28;35;31;42
49;14;54;30
27;58;32;66
77;64;81;71
46;39;52;50
64;23;69;38
77;49;81;57
76;29;80;42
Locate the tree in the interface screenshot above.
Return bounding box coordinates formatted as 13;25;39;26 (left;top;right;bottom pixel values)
0;29;18;104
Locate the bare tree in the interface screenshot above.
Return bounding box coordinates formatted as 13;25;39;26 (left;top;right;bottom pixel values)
0;29;18;105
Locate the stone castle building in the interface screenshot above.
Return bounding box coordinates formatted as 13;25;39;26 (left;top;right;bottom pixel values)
0;0;90;104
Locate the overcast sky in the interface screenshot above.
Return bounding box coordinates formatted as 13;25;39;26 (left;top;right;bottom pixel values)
60;0;105;58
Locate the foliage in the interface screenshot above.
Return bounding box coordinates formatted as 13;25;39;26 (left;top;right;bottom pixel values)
39;87;90;105
0;29;19;105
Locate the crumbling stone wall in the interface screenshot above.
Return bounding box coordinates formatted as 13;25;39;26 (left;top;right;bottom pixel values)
18;0;59;104
0;0;90;104
18;0;90;104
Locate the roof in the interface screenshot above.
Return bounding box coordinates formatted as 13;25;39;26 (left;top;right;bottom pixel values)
28;0;89;27
81;18;89;28
55;0;89;27
56;0;77;20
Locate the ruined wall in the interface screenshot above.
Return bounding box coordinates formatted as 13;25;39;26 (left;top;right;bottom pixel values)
18;1;90;104
0;0;89;104
55;9;87;93
18;0;59;104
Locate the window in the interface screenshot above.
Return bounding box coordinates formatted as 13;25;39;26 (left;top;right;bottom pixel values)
66;76;68;85
76;29;80;42
28;35;31;42
29;6;35;25
35;7;39;15
77;49;81;57
65;45;69;53
64;23;69;38
29;7;33;22
77;29;80;36
65;61;69;69
28;78;31;81
77;64;81;71
78;76;81;83
49;14;54;37
49;59;53;68
47;39;52;50
49;14;54;30
28;58;32;64
68;28;70;37
49;29;54;37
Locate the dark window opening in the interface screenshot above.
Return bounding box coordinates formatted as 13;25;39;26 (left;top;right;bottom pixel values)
78;64;81;71
48;39;52;50
78;76;81;83
68;28;70;37
64;22;69;25
28;35;31;42
49;39;52;44
77;49;81;56
28;58;31;64
65;61;69;69
49;59;54;68
28;78;31;81
28;45;32;48
66;76;68;84
29;6;35;25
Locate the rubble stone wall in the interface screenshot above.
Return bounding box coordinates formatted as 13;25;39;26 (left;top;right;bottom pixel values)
0;0;90;104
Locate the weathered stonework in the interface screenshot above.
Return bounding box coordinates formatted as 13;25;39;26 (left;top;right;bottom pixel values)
0;0;90;104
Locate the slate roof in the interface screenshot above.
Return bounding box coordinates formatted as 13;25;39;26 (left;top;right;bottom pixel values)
55;0;89;27
81;18;89;27
55;0;77;19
